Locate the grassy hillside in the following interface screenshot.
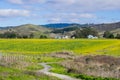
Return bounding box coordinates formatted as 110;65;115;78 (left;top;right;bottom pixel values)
0;39;120;56
0;24;52;38
89;22;120;32
14;24;51;34
0;22;120;38
51;22;120;37
111;28;120;34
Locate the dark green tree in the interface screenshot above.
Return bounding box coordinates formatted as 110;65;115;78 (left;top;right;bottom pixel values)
3;31;17;38
73;27;98;38
40;35;47;39
22;35;28;39
109;34;114;38
116;34;120;39
29;33;34;38
103;31;114;38
0;34;3;38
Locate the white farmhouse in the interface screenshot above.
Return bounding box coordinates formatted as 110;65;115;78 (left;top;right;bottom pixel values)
87;35;98;39
63;36;69;39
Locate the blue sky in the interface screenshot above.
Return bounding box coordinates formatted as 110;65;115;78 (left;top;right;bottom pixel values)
0;0;120;26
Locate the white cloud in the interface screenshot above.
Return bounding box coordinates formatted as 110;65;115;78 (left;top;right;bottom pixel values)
47;0;75;5
7;0;46;4
28;0;46;3
45;0;120;12
7;0;120;12
79;13;96;18
42;12;96;23
5;0;120;24
48;18;61;23
7;0;23;4
68;13;96;18
69;18;81;23
0;9;30;17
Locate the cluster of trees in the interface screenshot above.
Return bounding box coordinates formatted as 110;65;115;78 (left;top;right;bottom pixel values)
72;27;120;39
116;34;120;39
0;28;120;39
39;35;47;39
0;31;48;39
0;32;18;38
72;27;98;38
103;31;120;39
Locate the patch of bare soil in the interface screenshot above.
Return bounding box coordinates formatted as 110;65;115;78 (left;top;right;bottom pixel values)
61;55;120;79
51;51;74;59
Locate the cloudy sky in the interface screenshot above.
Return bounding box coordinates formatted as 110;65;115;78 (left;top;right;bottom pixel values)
0;0;120;26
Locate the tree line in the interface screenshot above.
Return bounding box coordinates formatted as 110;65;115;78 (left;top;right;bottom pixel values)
72;27;98;38
0;31;48;39
103;31;120;39
72;27;120;39
0;27;120;39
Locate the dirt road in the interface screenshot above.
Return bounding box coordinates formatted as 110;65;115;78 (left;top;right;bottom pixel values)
38;63;80;80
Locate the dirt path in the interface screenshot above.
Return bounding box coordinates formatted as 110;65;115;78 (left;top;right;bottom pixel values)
38;63;80;80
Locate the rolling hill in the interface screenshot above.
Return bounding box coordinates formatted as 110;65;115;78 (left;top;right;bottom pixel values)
90;22;120;35
51;22;120;36
12;24;52;35
0;22;120;38
0;24;52;38
91;22;120;32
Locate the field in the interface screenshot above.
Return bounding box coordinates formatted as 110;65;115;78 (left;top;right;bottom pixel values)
0;39;120;80
0;39;120;56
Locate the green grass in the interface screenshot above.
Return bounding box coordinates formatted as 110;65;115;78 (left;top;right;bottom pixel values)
0;66;35;80
0;39;120;56
49;63;67;74
26;64;43;71
38;56;65;62
0;66;60;80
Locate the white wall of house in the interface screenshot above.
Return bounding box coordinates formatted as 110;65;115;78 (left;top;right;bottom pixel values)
88;35;98;39
55;35;70;39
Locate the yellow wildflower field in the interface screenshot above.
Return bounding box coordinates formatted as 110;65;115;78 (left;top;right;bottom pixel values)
0;39;119;56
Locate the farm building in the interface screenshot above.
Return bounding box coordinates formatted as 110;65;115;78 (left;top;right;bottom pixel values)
87;35;98;39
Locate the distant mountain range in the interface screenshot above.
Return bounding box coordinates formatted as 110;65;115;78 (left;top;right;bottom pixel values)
42;23;77;28
42;23;94;28
0;22;120;38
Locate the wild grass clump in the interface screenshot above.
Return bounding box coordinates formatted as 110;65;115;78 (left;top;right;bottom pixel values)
61;55;120;79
